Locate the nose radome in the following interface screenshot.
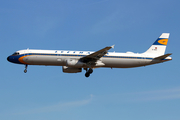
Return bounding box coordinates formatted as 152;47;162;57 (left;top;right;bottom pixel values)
7;56;10;62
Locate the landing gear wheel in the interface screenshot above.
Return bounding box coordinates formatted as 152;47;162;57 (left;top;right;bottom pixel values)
88;68;93;74
24;69;27;73
85;68;93;77
85;72;90;77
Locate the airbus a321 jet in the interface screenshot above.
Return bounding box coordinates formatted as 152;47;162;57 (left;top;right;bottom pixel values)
7;33;172;77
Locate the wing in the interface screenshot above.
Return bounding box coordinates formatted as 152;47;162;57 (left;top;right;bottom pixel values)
80;45;114;64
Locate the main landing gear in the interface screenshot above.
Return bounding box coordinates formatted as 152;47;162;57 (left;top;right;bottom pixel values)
24;64;28;73
85;68;93;77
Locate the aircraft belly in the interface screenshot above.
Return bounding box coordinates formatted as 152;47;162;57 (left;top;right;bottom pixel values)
22;55;153;68
23;56;65;66
102;58;152;68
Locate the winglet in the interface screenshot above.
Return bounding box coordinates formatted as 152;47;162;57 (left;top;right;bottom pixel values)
111;45;115;49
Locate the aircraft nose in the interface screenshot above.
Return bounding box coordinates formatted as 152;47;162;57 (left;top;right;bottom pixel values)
7;56;13;63
7;56;10;62
7;55;22;64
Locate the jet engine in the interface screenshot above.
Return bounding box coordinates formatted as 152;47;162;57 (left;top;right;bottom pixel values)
66;59;85;67
62;66;82;73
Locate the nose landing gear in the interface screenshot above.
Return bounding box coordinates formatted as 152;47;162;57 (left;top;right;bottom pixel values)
24;65;28;73
85;68;93;77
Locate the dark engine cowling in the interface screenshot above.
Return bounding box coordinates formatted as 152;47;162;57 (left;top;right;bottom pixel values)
62;66;82;73
66;59;85;67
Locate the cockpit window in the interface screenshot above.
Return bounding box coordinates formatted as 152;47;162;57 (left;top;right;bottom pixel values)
12;52;20;56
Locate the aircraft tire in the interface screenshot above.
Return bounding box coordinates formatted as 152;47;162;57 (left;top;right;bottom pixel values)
24;69;27;73
88;68;93;74
85;72;90;77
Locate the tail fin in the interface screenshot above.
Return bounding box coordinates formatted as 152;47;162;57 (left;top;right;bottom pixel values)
144;33;170;55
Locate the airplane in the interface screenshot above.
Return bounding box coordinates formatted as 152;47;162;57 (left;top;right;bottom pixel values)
7;33;172;77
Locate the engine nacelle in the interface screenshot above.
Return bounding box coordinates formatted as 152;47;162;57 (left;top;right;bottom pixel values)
66;59;85;67
62;66;82;73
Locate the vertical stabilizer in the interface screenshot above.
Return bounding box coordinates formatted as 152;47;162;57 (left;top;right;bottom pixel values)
144;33;170;55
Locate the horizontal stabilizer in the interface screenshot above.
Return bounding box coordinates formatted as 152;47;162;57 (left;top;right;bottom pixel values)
154;53;172;60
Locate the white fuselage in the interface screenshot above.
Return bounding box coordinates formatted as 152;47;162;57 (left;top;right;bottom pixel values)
9;49;171;68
